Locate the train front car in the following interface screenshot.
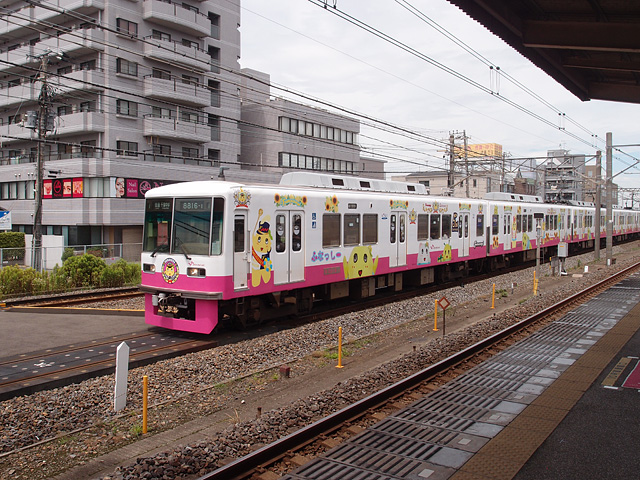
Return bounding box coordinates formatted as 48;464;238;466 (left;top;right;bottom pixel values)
140;182;231;334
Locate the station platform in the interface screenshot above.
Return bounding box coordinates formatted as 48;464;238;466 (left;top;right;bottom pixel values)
282;273;640;480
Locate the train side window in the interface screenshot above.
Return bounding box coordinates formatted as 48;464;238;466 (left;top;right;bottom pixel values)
492;214;499;235
234;216;245;253
344;214;360;246
399;214;406;243
292;214;302;251
529;215;533;232
417;214;429;241
275;214;286;253
211;198;224;255
390;214;397;244
363;214;378;244
430;214;440;240
516;215;522;233
441;214;451;239
476;214;484;237
322;214;341;248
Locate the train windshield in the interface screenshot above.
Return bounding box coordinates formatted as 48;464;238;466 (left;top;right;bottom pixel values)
173;198;213;256
143;198;173;254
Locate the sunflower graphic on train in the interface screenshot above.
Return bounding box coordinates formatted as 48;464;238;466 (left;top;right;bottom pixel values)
251;209;273;287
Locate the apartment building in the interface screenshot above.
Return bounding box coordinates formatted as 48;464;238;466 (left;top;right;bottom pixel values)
0;0;241;251
238;68;384;181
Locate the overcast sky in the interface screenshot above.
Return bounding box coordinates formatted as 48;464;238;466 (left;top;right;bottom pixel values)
239;0;640;198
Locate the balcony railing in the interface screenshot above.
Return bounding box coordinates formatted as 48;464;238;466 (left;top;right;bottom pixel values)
142;114;210;143
142;0;210;37
142;75;210;107
143;36;211;71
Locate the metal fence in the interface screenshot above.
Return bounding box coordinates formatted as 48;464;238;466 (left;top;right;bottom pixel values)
0;242;142;271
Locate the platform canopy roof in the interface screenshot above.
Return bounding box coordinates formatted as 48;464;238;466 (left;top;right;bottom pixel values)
447;0;640;104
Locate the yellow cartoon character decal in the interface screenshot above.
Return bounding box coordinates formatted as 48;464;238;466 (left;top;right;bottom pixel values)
343;245;378;279
251;208;273;287
522;232;531;250
437;243;452;262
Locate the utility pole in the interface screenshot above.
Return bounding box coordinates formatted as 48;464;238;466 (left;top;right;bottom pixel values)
606;132;613;265
463;130;469;197
595;150;601;260
30;53;54;272
448;133;455;192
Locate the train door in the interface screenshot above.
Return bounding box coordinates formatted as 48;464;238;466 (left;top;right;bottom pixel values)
397;212;407;266
459;213;470;257
273;211;305;285
389;213;398;268
503;213;512;251
233;212;249;289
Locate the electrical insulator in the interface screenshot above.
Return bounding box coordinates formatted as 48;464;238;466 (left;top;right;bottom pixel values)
24;111;38;130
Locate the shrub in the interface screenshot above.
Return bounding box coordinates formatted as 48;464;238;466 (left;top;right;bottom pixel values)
61;248;75;263
61;253;106;288
100;264;125;288
0;232;25;261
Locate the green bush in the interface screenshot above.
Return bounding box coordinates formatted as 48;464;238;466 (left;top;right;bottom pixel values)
61;248;75;263
60;253;106;288
0;232;25;261
0;255;140;299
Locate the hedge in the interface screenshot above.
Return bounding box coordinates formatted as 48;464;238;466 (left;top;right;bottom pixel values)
0;232;25;261
0;253;141;298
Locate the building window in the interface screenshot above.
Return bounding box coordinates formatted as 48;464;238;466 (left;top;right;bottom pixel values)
79;101;95;112
208;80;220;107
181;110;198;123
208;46;220;73
182;2;198;13
116;18;138;37
151;144;171;162
57;66;72;75
80;140;96;158
182;147;199;162
152;107;172;118
79;60;96;71
116;99;138;116
116;58;138;76
208;114;220;141
207;149;220;166
117;141;138;156
152;68;171;80
182;74;199;85
152;30;171;41
57;105;69;116
182;38;198;49
6;79;19;88
208;12;220;39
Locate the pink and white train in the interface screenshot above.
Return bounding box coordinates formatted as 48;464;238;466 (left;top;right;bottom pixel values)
140;172;639;333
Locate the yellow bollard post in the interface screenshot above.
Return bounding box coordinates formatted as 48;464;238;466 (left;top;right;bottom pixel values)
534;278;538;296
433;299;439;331
491;283;496;309
336;326;344;369
142;375;148;434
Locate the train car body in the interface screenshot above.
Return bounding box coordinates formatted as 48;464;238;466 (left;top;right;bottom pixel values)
140;173;639;333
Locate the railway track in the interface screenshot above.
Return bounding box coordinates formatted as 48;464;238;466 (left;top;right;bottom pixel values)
196;260;640;480
0;286;142;309
0;329;215;401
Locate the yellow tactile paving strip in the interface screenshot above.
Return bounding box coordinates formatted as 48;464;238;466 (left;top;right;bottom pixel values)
450;302;640;480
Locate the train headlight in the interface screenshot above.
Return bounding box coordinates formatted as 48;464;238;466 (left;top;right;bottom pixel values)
143;263;156;273
187;267;206;277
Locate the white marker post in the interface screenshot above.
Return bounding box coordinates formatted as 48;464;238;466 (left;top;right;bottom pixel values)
114;341;130;412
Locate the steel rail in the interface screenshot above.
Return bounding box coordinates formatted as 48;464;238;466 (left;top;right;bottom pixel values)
197;260;640;480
